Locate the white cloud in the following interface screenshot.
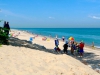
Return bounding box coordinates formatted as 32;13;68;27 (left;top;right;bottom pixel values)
89;15;100;19
1;9;18;17
49;17;55;19
0;9;34;21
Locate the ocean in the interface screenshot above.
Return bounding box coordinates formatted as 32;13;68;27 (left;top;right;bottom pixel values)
15;28;100;48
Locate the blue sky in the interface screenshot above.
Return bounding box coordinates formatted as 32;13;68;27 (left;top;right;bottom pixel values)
0;0;100;28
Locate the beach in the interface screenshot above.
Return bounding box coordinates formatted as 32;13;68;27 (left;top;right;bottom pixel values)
0;29;100;75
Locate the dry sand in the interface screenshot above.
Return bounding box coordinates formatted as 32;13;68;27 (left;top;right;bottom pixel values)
0;29;100;75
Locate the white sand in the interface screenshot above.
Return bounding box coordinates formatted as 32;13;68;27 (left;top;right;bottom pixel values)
0;29;100;75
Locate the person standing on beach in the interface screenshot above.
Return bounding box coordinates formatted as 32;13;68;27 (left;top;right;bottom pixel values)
62;36;65;42
55;38;59;47
3;21;10;35
56;35;58;39
76;43;80;55
71;41;75;55
63;41;68;54
3;21;6;27
79;41;84;57
92;41;95;49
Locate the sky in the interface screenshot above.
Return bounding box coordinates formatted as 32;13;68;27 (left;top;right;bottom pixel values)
0;0;100;28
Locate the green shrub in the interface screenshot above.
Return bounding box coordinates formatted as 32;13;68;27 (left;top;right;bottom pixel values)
0;27;9;45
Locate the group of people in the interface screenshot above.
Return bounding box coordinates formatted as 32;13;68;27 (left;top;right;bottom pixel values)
3;21;10;36
54;38;85;57
69;41;84;57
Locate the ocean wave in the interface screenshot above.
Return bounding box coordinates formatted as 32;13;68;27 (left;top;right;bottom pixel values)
95;46;100;49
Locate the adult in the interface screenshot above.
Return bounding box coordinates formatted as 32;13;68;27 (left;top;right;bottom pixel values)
62;36;65;42
71;41;75;55
63;41;68;54
92;41;95;49
56;35;58;39
79;41;84;57
3;21;10;35
55;38;59;47
3;21;6;27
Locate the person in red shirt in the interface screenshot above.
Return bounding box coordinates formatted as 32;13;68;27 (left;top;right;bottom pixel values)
79;41;84;57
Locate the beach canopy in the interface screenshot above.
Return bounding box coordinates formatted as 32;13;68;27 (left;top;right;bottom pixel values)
68;37;74;41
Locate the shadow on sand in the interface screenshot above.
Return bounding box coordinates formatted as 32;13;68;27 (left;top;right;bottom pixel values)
9;37;57;54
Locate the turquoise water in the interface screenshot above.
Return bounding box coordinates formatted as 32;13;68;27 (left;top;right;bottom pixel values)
15;28;100;48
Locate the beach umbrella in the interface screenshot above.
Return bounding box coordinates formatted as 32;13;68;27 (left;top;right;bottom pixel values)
69;37;74;41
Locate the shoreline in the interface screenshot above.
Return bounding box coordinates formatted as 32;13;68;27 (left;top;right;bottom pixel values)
12;28;100;48
11;29;100;50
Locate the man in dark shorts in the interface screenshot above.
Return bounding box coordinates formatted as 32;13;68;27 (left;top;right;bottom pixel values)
63;42;68;54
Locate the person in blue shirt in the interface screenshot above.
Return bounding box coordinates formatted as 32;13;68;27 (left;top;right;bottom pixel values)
55;38;59;47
